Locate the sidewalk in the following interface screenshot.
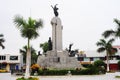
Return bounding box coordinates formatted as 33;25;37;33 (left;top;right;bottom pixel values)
0;73;120;80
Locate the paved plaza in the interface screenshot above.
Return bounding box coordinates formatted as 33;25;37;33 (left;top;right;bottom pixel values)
0;73;120;80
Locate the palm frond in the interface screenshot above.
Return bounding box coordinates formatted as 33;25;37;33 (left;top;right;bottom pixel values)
0;38;5;42
28;17;35;27
102;30;115;38
100;39;106;44
0;43;5;49
31;46;36;54
115;28;120;37
114;19;120;27
40;44;43;47
96;39;106;47
21;28;39;39
108;47;118;56
23;46;27;50
108;38;115;44
14;15;26;28
35;19;43;29
112;48;118;53
20;49;26;54
0;34;3;37
96;42;104;46
97;47;105;53
0;34;5;49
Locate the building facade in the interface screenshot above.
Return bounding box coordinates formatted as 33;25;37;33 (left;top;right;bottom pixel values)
0;54;23;72
77;46;120;71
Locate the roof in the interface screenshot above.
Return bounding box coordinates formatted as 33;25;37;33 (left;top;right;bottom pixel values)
0;53;21;56
84;50;120;57
113;45;120;49
84;50;106;57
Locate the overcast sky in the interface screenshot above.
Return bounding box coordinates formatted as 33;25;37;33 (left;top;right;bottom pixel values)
0;0;120;54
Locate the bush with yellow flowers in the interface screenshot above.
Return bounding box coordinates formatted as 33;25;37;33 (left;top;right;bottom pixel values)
31;64;40;69
0;69;7;73
31;64;40;74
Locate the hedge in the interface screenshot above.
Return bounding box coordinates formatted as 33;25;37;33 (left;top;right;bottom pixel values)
36;68;99;75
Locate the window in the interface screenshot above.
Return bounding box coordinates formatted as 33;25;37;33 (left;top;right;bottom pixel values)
94;57;100;61
90;58;93;61
84;57;90;61
0;56;6;60
10;56;18;60
0;56;1;60
100;57;105;60
77;57;83;61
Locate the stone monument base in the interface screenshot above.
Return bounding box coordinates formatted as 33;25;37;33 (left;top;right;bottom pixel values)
37;51;82;69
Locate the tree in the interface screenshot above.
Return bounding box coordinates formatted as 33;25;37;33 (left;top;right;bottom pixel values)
14;15;43;78
40;42;49;53
102;19;120;38
0;34;5;49
20;46;27;64
118;60;120;70
94;60;106;74
20;45;38;65
96;39;117;71
94;60;106;67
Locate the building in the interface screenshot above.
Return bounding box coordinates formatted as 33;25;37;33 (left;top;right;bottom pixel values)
77;46;120;71
0;53;23;72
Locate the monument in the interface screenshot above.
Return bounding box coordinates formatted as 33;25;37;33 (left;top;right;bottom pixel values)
51;4;62;52
37;4;82;69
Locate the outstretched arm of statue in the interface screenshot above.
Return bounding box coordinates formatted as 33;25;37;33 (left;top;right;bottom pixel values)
51;5;54;9
55;4;58;7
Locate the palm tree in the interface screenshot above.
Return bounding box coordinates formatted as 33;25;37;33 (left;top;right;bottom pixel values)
20;46;27;64
20;46;38;65
0;34;5;49
14;15;43;78
96;38;117;72
40;42;49;53
102;19;120;38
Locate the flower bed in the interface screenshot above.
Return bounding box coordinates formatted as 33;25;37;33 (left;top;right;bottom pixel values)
0;69;7;73
16;77;39;80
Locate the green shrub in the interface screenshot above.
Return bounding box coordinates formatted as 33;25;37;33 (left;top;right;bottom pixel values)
94;60;106;74
115;76;120;78
38;69;68;75
94;60;106;67
16;77;39;80
72;64;99;75
82;64;91;68
37;68;99;75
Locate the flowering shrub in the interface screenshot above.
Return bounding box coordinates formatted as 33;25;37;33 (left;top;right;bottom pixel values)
0;69;7;73
31;64;40;70
31;64;40;74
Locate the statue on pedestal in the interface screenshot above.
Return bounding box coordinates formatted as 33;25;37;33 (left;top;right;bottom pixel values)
51;4;59;17
37;4;82;69
68;43;73;53
48;37;52;51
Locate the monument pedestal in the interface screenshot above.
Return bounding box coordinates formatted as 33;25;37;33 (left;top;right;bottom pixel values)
37;50;82;69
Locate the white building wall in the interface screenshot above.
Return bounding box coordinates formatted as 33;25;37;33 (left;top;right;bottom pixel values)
0;54;23;70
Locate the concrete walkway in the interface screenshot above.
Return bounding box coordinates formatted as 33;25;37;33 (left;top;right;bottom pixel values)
0;73;120;80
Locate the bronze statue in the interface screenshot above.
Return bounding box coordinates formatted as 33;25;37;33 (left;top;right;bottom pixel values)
68;43;73;53
48;37;52;51
51;4;59;17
